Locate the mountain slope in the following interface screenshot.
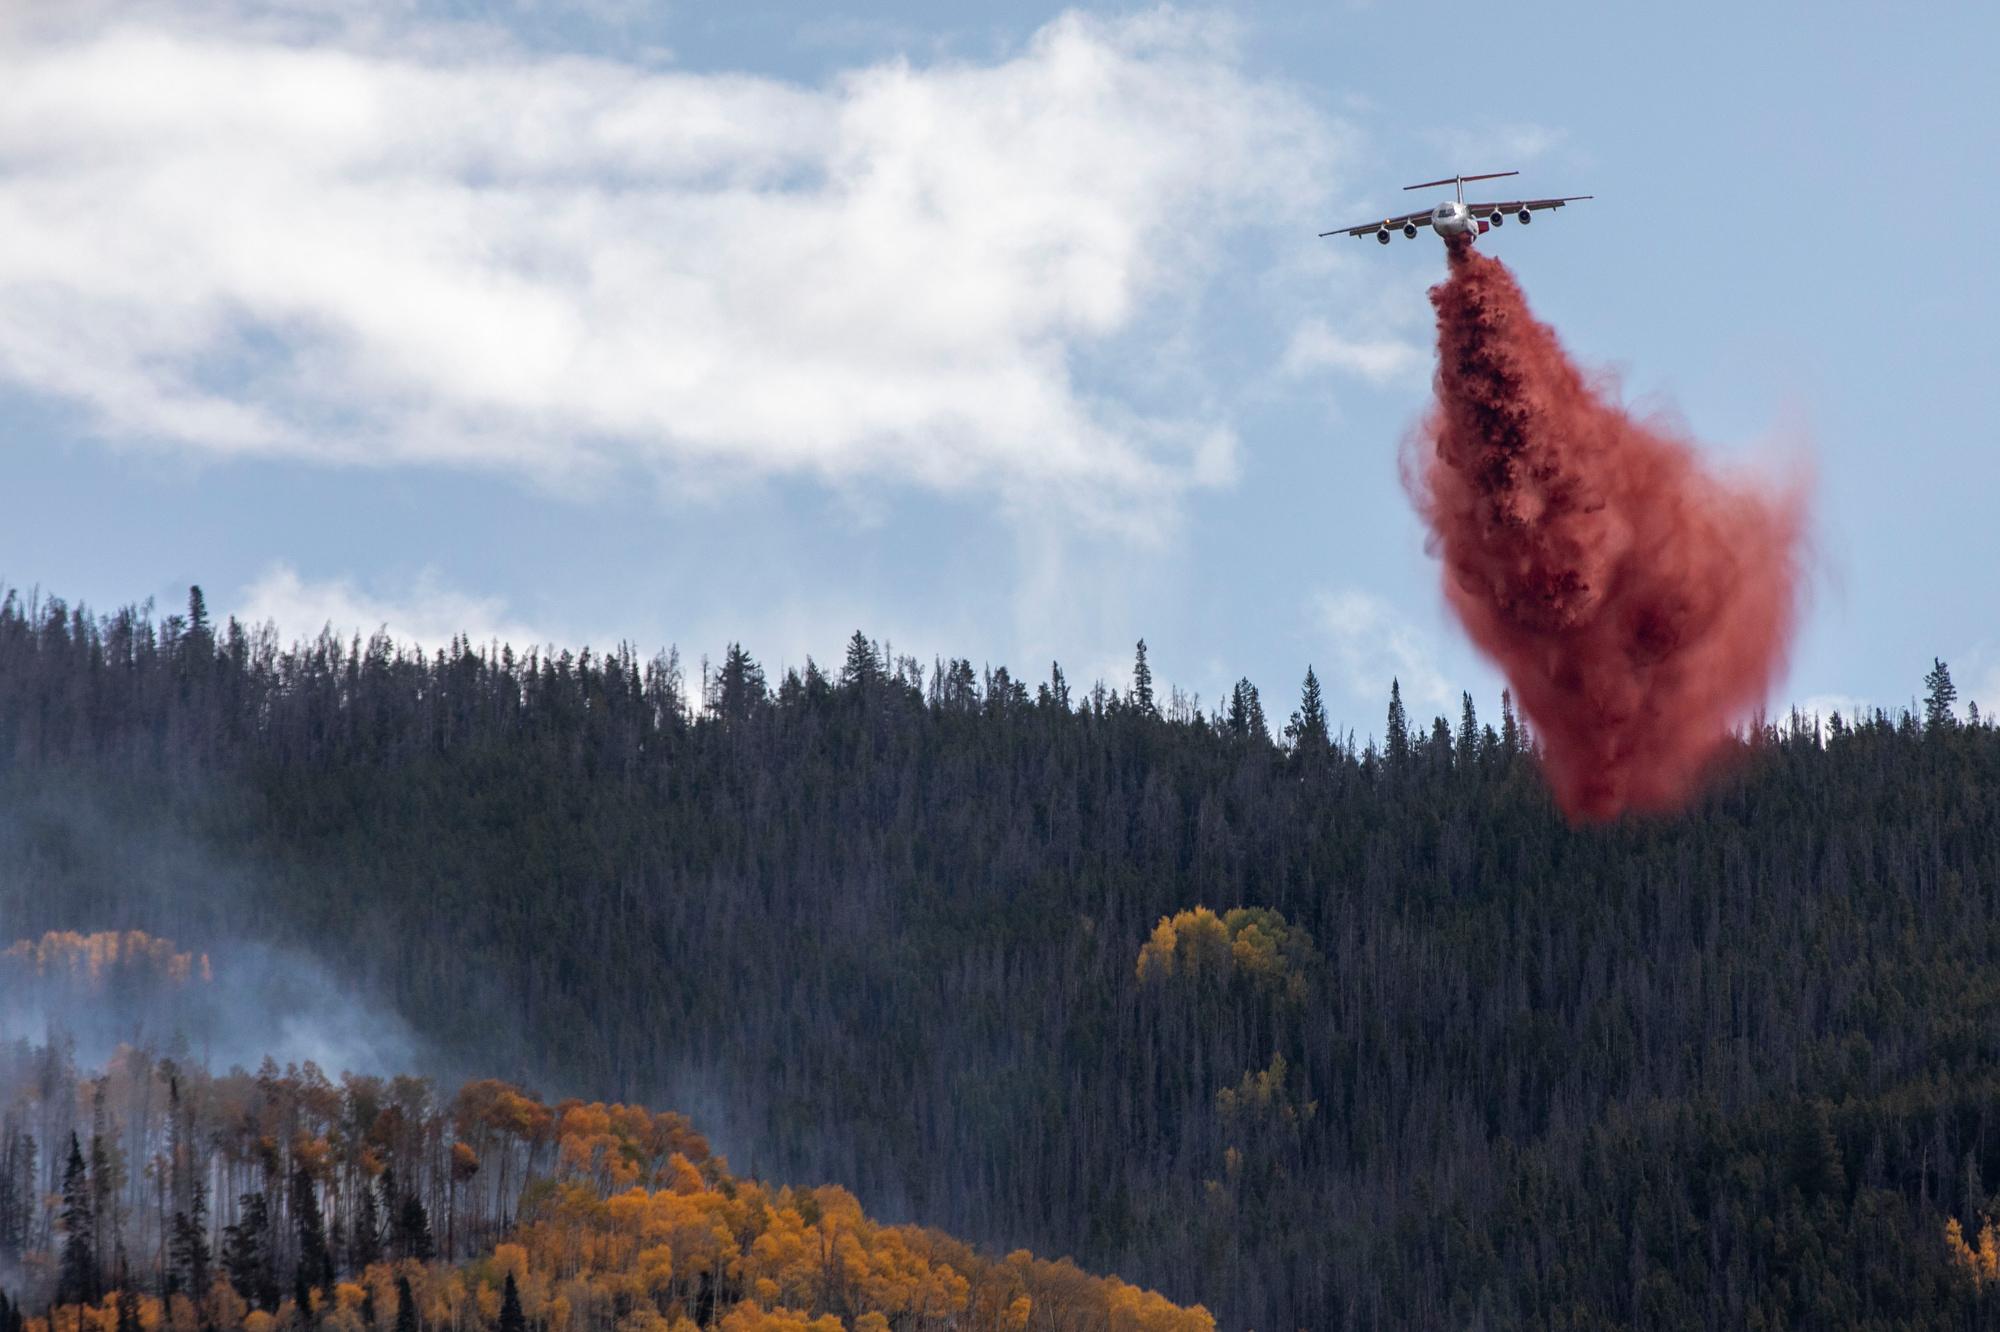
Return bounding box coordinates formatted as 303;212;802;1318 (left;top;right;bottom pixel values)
4;589;1999;1328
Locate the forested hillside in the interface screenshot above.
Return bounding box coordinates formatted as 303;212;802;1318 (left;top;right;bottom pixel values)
0;999;1209;1332
6;587;2000;1329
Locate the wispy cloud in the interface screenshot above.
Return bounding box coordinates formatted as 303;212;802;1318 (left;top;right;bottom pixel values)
0;7;1335;537
1281;317;1424;385
1956;644;2000;721
1308;587;1454;716
236;563;547;650
1790;692;1877;736
1418;122;1568;173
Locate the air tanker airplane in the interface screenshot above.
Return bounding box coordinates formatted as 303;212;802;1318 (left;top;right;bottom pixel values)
1323;171;1591;245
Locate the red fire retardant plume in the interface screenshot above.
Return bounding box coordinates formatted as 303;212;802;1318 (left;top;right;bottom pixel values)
1409;238;1804;821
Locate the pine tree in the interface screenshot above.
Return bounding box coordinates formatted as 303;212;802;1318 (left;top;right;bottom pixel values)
395;1190;434;1264
1225;679;1267;743
181;585;214;682
222;1191;275;1309
394;1276;417;1332
1499;688;1520;756
57;1134;96;1306
1285;667;1331;760
711;644;766;722
169;1178;212;1307
984;666;1026;714
87;1100;115;1301
498;1272;525;1332
1384;679;1411;770
1427;714;1452;768
1130;640;1156;717
1455;692;1480;767
839;632;881;692
937;659;978;712
800;657;830;703
1924;657;1958;731
291;1164;333;1294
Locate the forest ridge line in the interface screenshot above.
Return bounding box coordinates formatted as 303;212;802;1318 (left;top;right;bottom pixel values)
2;584;1970;768
5;582;2000;1328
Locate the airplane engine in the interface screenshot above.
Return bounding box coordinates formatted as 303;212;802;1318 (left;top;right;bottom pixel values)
1376;228;1391;244
1517;208;1532;224
1403;223;1418;238
1488;211;1504;226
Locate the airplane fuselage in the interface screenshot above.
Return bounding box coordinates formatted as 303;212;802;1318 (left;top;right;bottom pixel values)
1430;200;1489;240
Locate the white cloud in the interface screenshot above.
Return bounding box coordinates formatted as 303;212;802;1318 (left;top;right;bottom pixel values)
1788;692;1876;737
1308;587;1454;716
1955;646;2000;722
1792;692;1873;722
236;563;547;650
0;7;1335;536
1418;122;1567;173
1281;317;1424;385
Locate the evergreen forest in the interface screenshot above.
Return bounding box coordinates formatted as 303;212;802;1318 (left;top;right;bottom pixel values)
6;586;2000;1330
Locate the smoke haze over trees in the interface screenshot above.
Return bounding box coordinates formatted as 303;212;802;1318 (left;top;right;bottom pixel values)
5;586;2000;1328
0;929;420;1078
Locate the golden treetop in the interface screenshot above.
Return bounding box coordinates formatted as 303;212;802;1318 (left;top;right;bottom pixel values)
1134;906;1316;1001
3;928;211;987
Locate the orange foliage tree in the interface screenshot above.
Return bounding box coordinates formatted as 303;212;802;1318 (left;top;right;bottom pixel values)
10;1035;1211;1332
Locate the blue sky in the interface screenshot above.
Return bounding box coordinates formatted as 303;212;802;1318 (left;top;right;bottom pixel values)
2;0;1995;736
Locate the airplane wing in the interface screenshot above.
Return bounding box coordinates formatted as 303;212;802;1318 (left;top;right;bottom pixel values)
1463;195;1594;218
1319;209;1436;239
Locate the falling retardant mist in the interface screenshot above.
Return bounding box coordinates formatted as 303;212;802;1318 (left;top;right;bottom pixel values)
1407;237;1805;820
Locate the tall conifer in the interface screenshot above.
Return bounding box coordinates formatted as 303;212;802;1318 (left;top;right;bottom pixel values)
1384;679;1411;770
395;1277;417;1332
57;1134;96;1306
1130;640;1156;716
1925;657;1958;731
498;1273;525;1332
1285;667;1331;759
